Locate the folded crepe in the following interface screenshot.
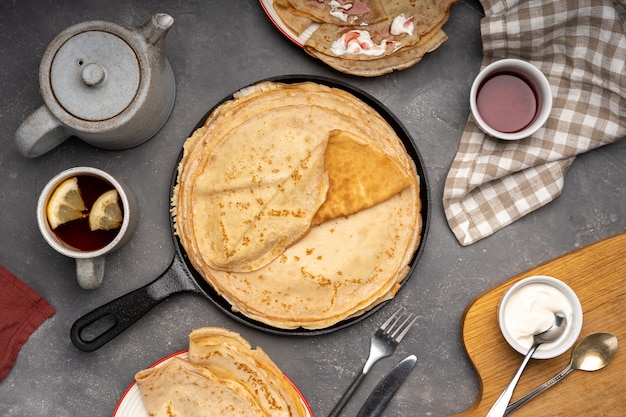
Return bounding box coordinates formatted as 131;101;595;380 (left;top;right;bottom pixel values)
135;357;262;417
312;129;414;225
173;81;422;329
177;111;330;273
135;327;307;417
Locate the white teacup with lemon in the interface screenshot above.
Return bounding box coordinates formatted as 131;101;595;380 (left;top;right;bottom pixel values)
37;167;137;289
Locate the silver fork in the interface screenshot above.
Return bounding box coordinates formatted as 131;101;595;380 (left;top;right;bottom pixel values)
327;306;417;417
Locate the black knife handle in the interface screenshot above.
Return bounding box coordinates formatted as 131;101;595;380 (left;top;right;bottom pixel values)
356;355;417;417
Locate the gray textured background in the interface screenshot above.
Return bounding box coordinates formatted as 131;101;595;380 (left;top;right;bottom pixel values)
1;1;624;416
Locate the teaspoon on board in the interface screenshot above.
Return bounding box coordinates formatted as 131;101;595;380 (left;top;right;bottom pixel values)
504;332;618;416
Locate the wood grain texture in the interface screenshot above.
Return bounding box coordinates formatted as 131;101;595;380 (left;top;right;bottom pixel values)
449;232;626;417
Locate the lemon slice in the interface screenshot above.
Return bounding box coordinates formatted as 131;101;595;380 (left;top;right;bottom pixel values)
46;177;87;229
89;189;123;231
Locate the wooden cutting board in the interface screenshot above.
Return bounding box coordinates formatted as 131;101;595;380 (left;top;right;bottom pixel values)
449;232;625;417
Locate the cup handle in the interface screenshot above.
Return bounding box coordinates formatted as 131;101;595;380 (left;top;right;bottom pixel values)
76;256;105;290
15;105;69;158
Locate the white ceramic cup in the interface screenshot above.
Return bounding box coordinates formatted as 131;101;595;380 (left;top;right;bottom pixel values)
37;167;137;289
470;58;552;140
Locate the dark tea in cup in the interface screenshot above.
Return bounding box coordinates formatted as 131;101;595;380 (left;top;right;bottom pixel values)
476;71;539;134
47;174;122;252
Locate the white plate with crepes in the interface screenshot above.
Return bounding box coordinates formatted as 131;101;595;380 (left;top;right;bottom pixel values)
113;350;314;417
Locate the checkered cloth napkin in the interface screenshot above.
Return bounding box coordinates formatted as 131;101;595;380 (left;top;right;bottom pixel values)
443;0;626;246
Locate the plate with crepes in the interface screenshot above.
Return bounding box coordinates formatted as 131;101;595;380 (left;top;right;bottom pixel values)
113;327;313;417
70;75;430;351
259;0;456;76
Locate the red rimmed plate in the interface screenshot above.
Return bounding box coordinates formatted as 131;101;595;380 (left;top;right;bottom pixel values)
113;350;314;417
259;0;320;47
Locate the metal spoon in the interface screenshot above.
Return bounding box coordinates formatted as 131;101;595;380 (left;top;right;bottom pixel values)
486;313;567;417
504;332;618;416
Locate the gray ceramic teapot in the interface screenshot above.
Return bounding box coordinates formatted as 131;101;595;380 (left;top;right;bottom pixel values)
15;13;176;158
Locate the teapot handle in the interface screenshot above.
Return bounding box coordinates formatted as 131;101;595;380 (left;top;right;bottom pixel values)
15;105;69;158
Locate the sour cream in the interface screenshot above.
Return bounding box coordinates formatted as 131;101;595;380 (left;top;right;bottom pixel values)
329;0;351;22
390;14;414;36
502;282;572;350
330;30;396;56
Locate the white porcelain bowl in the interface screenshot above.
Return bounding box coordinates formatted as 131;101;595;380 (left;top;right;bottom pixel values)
498;275;583;359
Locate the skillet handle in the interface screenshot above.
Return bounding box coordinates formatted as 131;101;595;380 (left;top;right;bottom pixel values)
70;256;197;352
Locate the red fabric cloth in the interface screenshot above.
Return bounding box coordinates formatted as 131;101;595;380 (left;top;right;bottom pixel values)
0;265;55;382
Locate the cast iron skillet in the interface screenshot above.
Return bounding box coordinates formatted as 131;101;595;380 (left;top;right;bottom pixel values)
70;75;431;352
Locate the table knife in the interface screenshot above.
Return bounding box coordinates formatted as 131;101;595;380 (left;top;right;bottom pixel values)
355;354;417;417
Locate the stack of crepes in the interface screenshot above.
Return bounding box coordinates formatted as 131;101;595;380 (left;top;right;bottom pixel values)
172;81;422;330
272;0;457;76
135;327;308;417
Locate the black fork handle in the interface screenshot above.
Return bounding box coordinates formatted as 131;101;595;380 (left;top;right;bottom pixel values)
327;369;367;417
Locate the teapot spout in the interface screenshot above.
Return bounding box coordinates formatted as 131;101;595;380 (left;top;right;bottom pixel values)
140;13;173;45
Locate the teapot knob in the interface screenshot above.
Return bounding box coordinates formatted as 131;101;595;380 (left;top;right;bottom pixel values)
81;63;106;86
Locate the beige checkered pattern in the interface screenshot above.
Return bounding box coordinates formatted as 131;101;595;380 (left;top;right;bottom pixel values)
443;0;626;246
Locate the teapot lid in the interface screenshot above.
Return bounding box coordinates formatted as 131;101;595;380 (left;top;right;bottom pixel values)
46;28;140;121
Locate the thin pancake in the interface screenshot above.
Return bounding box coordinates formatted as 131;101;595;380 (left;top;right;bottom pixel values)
188;111;329;272
173;81;422;329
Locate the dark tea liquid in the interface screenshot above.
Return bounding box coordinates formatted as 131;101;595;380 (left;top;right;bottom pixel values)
476;71;538;133
49;175;122;252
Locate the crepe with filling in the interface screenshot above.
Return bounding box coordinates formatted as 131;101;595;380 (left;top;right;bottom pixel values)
305;1;452;59
307;28;448;76
135;327;307;417
173;81;422;329
287;0;388;26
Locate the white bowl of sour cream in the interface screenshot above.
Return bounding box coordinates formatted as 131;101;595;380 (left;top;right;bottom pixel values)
498;275;583;359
